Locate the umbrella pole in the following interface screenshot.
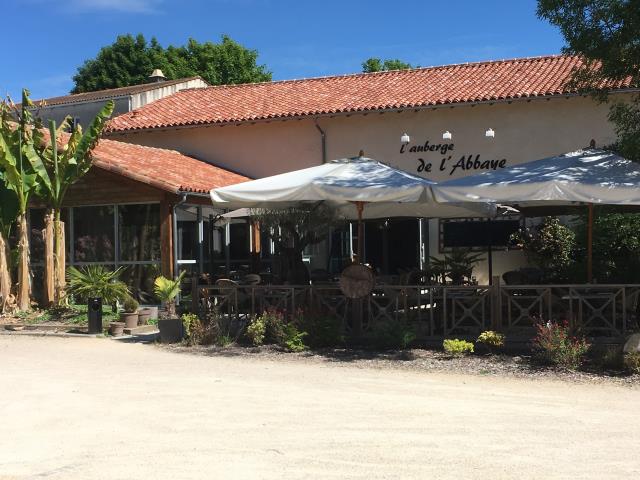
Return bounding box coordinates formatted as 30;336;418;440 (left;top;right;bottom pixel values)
587;203;594;283
355;201;365;264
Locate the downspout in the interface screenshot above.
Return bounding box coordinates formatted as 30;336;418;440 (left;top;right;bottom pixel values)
314;119;327;164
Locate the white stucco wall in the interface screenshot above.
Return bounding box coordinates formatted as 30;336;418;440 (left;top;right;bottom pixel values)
108;93;628;283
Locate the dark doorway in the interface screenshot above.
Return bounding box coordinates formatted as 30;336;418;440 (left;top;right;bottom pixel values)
365;219;419;274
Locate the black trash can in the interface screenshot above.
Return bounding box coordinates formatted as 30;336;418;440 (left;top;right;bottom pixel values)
88;297;103;334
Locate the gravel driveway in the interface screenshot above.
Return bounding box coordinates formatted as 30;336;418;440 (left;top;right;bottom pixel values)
1;335;639;479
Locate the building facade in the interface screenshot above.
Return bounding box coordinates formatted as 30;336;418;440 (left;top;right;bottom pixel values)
104;55;635;284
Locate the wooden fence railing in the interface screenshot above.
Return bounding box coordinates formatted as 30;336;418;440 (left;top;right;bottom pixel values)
191;280;640;339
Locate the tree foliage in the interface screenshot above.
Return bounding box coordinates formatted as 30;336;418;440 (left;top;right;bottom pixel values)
511;217;576;282
72;34;272;93
574;209;640;283
32;100;114;305
537;1;640;161
362;58;413;73
251;205;343;283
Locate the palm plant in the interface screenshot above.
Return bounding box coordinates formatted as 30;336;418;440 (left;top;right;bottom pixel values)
32;100;114;306
67;265;130;306
0;90;43;311
153;271;186;317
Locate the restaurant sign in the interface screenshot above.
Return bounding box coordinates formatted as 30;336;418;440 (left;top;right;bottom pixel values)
400;140;507;176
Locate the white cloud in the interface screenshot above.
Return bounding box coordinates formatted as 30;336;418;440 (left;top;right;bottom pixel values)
69;0;163;14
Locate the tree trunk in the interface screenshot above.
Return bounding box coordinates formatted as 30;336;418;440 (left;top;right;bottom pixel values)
0;231;12;313
43;210;55;307
54;210;66;306
16;213;31;311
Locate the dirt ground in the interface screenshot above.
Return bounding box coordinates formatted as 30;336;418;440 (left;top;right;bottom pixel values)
1;335;639;480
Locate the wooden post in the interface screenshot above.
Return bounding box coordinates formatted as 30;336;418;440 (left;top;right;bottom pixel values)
160;196;174;278
490;275;502;331
587;203;594;283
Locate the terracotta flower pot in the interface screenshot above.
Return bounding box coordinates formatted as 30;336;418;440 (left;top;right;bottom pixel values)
109;322;125;337
138;309;152;325
120;312;139;329
141;306;158;321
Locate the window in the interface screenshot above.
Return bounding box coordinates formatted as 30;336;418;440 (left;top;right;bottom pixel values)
29;203;161;303
118;204;160;262
439;217;521;252
73;205;115;262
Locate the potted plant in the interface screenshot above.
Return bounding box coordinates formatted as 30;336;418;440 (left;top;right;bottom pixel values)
67;266;130;335
153;271;186;343
138;307;153;325
120;296;139;329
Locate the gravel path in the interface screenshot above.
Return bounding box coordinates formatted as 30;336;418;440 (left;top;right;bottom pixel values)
1;335;639;479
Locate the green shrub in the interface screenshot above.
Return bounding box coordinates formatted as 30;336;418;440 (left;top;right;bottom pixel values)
624;352;640;374
299;312;344;348
365;320;416;350
596;346;624;370
181;313;202;345
256;309;285;344
216;334;233;347
476;331;505;351
282;323;307;352
246;316;266;346
443;339;474;356
532;321;590;370
123;296;139;313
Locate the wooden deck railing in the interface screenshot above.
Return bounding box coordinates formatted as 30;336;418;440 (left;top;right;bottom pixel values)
191;280;640;339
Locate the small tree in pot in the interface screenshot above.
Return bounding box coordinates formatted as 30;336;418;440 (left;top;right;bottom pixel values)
153;271;186;342
120;296;139;329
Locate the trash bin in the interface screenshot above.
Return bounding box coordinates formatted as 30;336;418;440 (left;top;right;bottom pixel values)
88;297;103;334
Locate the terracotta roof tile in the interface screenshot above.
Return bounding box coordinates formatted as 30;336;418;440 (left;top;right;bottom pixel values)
91;139;250;194
106;55;634;133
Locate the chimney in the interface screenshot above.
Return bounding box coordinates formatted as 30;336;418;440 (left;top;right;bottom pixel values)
149;69;166;83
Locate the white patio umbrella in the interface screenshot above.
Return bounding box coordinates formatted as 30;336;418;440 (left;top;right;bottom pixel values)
432;149;640;281
211;154;497;261
432;149;640;206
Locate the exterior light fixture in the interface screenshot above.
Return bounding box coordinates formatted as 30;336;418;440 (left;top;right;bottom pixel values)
400;132;411;145
485;128;495;138
442;131;452;140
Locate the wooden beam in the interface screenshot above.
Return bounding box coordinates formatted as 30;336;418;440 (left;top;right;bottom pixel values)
160;195;174;278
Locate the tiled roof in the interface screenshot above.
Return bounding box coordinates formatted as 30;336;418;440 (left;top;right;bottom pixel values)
31;77;205;107
91;138;249;194
106;55;634;133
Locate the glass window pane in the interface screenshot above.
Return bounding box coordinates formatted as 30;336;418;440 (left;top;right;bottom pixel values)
118;204;160;262
73;206;115;262
119;264;161;304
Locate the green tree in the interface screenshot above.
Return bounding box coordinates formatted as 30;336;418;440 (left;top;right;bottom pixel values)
72;34;271;93
32;101;114;306
362;58;413;73
537;1;640;161
251;206;343;284
0;90;43;311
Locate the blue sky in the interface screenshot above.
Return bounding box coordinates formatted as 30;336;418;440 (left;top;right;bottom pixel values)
3;0;565;100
